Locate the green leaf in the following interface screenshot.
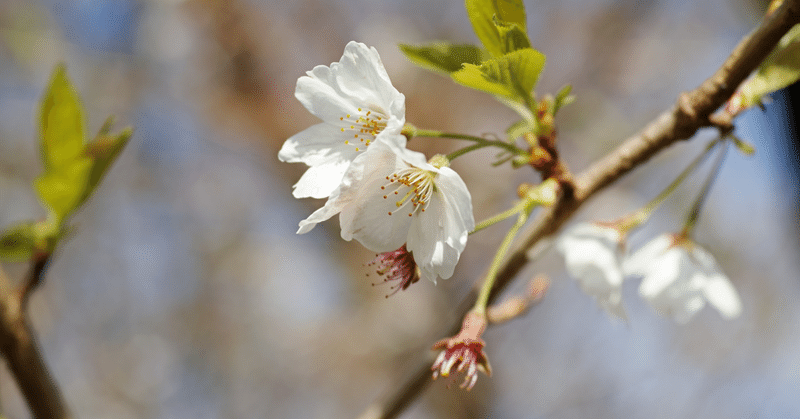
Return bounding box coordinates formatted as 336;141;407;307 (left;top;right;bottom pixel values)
736;24;800;109
39;64;86;170
33;66;132;223
451;48;545;103
82;127;132;203
729;134;756;156
34;157;93;221
506;119;535;140
552;84;575;115
0;222;36;262
399;43;489;74
494;17;531;54
465;0;527;57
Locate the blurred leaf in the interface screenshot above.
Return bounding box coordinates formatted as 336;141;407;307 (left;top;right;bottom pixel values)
552;84;575;115
0;222;36;262
451;48;545;103
465;0;526;57
736;24;800;109
82;127;132;203
399;43;488;74
729;134;756;156
39;64;85;170
506;119;535;140
34;157;93;221
33;66;132;223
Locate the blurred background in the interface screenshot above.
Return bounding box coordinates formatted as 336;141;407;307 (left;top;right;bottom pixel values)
0;0;798;418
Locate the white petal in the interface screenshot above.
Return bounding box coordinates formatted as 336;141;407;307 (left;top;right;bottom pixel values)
297;197;347;234
701;273;742;319
333;42;405;119
295;71;362;125
636;245;705;323
636;247;684;297
405;166;473;282
407;196;460;281
556;223;627;318
291;160;350;199
434;167;476;234
278;123;359;166
295;42;404;126
338;144;411;251
623;234;674;277
295;147;375;233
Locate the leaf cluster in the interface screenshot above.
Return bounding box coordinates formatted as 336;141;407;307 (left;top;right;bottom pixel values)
0;65;131;261
400;0;545;109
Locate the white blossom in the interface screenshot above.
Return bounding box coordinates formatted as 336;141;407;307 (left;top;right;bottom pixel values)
556;222;627;319
298;141;474;283
624;234;742;323
279;41;406;199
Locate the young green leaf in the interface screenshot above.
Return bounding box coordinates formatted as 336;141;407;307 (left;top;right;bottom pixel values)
552;84;575;115
82;127;132;203
33;66;132;223
39;64;86;170
34;157;93;221
494;17;531;54
451;48;545;104
506;119;536;141
732;24;800;111
399;43;488;74
728;134;756;156
465;0;527;57
0;222;36;261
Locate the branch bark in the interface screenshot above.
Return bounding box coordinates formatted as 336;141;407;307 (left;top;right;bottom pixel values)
360;1;800;418
0;258;71;418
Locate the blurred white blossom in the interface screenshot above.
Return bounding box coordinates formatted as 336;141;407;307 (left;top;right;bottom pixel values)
624;234;742;323
556;222;627;319
279;41;406;199
298;141;474;283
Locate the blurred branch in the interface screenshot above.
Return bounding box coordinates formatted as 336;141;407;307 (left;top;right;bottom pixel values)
0;258;70;418
16;254;51;312
360;1;800;418
486;275;549;325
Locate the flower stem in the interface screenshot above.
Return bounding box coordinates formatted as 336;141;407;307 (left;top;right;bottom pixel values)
473;208;529;315
446;143;486;161
471;194;545;315
682;141;729;236
618;138;720;232
411;129;525;157
472;199;529;234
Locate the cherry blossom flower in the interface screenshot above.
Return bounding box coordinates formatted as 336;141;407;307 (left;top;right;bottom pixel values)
431;312;491;390
279;41;406;199
297;141;474;283
556;222;627;319
624;234;742;323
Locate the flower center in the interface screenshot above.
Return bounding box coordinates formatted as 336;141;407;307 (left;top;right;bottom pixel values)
366;244;420;297
339;107;388;152
381;166;436;217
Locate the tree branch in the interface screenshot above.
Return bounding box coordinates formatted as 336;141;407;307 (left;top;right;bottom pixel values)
16;254;51;312
0;258;71;418
360;1;800;418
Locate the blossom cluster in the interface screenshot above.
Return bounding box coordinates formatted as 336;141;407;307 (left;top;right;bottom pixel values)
280;41;474;286
556;223;742;323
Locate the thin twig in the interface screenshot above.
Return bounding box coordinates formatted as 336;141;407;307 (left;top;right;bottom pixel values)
16;254;52;312
359;1;800;417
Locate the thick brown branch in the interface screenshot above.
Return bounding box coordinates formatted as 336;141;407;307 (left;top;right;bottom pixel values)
0;261;70;418
361;1;800;417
